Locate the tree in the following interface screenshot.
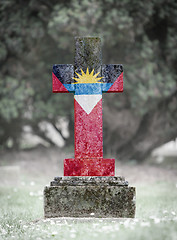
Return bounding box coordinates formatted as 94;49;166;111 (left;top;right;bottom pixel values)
0;0;176;161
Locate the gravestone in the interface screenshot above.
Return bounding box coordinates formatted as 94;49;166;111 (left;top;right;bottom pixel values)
44;37;136;218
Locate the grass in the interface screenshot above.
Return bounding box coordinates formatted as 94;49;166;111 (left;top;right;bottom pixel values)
0;147;177;239
0;179;177;240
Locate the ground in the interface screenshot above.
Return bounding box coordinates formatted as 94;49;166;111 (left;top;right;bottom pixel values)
0;147;177;240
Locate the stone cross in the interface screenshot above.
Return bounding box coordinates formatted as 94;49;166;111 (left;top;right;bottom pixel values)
52;37;123;176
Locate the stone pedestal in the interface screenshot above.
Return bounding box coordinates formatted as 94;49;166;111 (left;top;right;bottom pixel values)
44;176;136;218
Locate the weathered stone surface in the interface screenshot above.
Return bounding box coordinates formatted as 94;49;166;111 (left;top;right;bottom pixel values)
74;37;102;75
102;64;123;83
48;37;136;218
53;64;74;84
44;177;136;218
51;176;128;186
52;37;125;176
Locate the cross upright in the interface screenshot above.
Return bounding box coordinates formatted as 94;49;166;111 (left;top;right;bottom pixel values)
52;37;123;176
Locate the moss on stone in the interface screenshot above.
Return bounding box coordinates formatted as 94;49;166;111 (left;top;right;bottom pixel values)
74;37;102;75
44;178;136;218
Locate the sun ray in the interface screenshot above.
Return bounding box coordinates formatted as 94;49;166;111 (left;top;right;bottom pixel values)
95;77;103;81
76;72;82;78
81;69;85;76
90;69;94;76
94;72;100;78
73;68;102;84
86;67;89;75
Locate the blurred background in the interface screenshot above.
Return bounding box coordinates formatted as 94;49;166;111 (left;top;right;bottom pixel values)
1;2;177;237
0;0;177;164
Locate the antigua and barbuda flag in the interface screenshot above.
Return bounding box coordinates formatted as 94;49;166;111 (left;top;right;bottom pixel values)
52;64;123;115
53;64;123;159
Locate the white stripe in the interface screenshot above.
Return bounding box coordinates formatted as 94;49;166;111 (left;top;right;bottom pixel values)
74;95;102;114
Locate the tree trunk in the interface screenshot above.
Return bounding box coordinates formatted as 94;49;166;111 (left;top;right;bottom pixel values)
103;90;177;161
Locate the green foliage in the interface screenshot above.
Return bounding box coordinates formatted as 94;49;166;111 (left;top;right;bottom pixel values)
0;0;176;149
0;77;34;121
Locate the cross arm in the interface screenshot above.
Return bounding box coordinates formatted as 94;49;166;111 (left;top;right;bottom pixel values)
52;64;75;93
102;64;123;93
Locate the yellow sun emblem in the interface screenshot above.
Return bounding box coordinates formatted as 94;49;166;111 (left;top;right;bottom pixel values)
73;68;102;84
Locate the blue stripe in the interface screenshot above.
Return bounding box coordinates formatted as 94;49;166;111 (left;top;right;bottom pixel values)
74;83;102;95
101;83;113;92
63;82;113;94
63;84;75;92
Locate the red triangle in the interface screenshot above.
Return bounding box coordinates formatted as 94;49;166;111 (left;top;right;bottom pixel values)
107;72;123;92
52;72;69;93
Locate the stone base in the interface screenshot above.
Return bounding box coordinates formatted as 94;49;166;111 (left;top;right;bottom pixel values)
44;176;136;218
